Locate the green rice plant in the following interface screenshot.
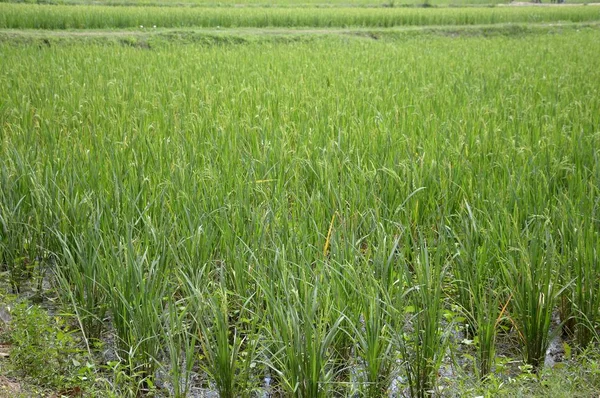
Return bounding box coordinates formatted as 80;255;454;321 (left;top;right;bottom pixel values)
569;223;600;348
0;197;33;293
0;154;48;294
322;222;372;387
259;259;344;397
326;262;358;389
556;213;577;341
104;229;169;391
556;196;600;348
353;283;397;397
472;284;505;379
449;204;504;378
196;289;256;397
393;230;448;398
53;228;107;342
179;261;260;398
328;233;403;396
449;202;484;338
162;297;196;398
500;216;564;370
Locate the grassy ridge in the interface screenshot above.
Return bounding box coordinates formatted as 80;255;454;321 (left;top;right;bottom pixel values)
1;22;597;47
1;30;600;395
1;3;600;28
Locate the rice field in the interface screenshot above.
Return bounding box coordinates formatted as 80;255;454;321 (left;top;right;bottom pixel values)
1;3;600;29
1;1;600;397
1;0;593;7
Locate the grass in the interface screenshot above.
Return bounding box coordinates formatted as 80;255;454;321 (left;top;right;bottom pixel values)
1;14;600;398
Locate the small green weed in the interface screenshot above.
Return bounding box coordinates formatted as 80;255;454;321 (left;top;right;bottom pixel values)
6;301;93;392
